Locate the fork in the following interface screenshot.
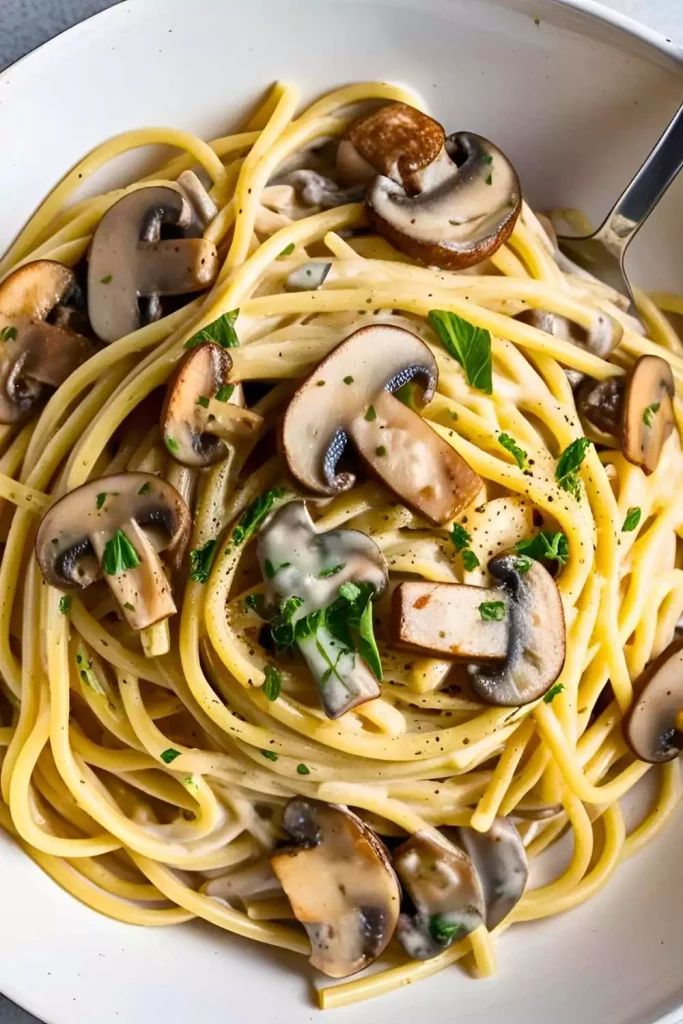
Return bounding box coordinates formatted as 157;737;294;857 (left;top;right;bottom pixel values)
557;102;683;312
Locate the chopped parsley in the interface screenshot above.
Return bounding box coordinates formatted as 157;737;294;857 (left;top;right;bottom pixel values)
479;601;506;621
296;763;311;775
100;274;113;284
96;492;107;510
196;395;210;409
58;595;71;615
429;914;467;944
512;554;533;574
544;682;565;704
0;326;17;342
375;445;387;457
244;593;265;616
215;384;235;403
516;530;569;567
450;523;471;551
165;437;179;455
498;432;528;470
261;749;278;761
621;507;642;533
189;539;217;584
643;402;661;428
123;602;135;612
429;309;492;394
462;549;480;572
485;173;493;186
365;405;377;422
262;665;282;701
102;529;141;576
184;309;240;349
138;482;151;496
343;375;354;385
279;242;295;257
319;564;344;579
160;748;181;764
231;488;288;547
555;438;592;500
316;380;326;387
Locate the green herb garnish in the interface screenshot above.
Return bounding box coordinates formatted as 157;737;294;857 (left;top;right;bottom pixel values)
184;309;240;350
555;438;592;500
516;530;569;567
375;445;387;457
479;601;506;621
58;595;71;615
102;529;141;576
160;748;181;764
365;405;377;422
96;492;107;510
189;539;217;584
462;549;480;571
429;309;492;394
138;482;151;496
622;507;642;533
343;375;354;385
449;523;471;552
296;763;311;775
512;554;533;574
231;488;288;547
262;665;282;701
319;564;344;578
544;683;565;704
100;274;113;284
643;402;661;428
429;914;467;944
0;326;17;342
279;242;295;257
498;432;528;470
215;384;235;403
261;749;278;761
196;395;210;409
166;437;179;455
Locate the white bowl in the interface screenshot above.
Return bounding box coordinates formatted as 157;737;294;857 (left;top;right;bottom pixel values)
1;2;682;1022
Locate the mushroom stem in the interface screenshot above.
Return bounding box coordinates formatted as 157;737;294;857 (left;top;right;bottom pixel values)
140;619;171;658
297;627;380;719
203;400;263;441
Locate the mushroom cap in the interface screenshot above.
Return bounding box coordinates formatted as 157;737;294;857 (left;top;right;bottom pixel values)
87;185;219;343
516;308;623;372
393;830;485;960
35;472;191;590
281;324;482;525
339;102;446;190
366;132;522;271
271;798;401;978
456;818;529;930
469;553;566;706
624;637;683;764
576;375;623;443
622;354;674;475
161;342;233;467
0;260;93;423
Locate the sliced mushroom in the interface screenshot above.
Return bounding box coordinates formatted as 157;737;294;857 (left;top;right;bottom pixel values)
393;831;485;960
282;324;482;525
161;343;263;468
511;802;563;821
276;169;364;209
516;308;623;387
285;261;332;292
624;637;683;763
176;170;219;232
469;554;565;706
257;500;387;718
0;260;94;423
456;818;529;930
87;185;219;343
270;798;400;978
202;858;282;901
392;581;508;660
365;130;521;271
577;355;674;475
35;472;190;632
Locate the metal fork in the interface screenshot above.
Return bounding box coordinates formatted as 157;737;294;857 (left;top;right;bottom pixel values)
557;102;683;312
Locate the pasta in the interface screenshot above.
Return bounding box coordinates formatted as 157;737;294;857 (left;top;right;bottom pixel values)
0;79;681;1009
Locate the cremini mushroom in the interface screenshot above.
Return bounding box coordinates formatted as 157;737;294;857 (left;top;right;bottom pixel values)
0;260;93;423
577;354;674;474
87;185;219;343
624;637;683;763
341;104;521;270
469;553;566;706
393;831;485;960
161;342;263;468
257;500;388;718
270;797;400;978
457;817;529;930
35;472;190;642
516;308;623;387
281;324;482;525
392;581;508;661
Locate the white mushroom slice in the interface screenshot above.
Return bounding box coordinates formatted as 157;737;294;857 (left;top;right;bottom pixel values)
270;798;400;978
285;261;332;292
456;818;529;930
393;831;485;960
87;185;219;343
276;169;364;209
257;500;387;718
176;170;219;230
0;260;94;423
624;637;683;763
469;554;566;706
281;324;482;526
35;472;190;633
392;581;508;660
161;343;263;468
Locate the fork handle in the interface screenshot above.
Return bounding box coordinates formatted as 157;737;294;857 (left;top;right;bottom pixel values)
595;102;683;254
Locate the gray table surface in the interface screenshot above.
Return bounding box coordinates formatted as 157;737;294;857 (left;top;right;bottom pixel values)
0;0;682;1021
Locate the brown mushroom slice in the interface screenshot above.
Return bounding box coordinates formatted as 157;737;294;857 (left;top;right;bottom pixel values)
0;260;94;423
161;343;263;468
35;472;190;633
622;354;674;475
270;798;400;978
366;132;521;271
457;817;529;930
516;308;623;387
576;376;623;444
624;637;683;763
392;581;508;660
469;554;566;706
393;831;485;960
87;185;219;343
282;325;482;526
257;500;388;718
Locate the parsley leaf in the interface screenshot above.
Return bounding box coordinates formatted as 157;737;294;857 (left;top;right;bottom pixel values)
544;682;565;704
343;375;354;385
100;274;113;284
429;310;492;394
0;326;17;342
319;564;344;578
196;395;210;409
429;914;467;944
138;482;151;496
58;595;71;615
364;405;377;422
215;384;234;403
296;763;311;775
189;539;217;584
498;432;528;470
244;593;265;617
231;488;288;546
160;748;181;764
462;549;480;571
450;523;471;552
279;242;295;257
555;438;591;500
184;309;240;350
516;530;569;567
96;492;107;510
512;554;533;574
262;665;282;701
261;749;278;761
621;507;642;533
102;529;141;575
479;601;506;621
643;402;660;428
269;596;305;651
